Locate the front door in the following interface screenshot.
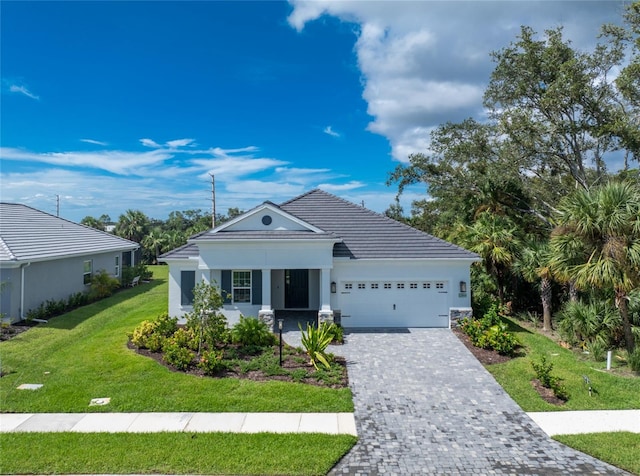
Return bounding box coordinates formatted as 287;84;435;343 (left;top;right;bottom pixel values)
285;269;309;308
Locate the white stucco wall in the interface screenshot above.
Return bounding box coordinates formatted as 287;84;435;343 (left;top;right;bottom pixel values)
196;240;335;270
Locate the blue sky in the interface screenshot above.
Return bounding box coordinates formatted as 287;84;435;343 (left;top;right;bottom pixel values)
1;1;629;222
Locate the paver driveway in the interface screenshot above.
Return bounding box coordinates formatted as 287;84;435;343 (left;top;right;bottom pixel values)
327;328;628;475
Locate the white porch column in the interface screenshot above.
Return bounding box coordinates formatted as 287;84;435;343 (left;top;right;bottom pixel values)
261;269;272;310
320;267;333;313
258;269;275;332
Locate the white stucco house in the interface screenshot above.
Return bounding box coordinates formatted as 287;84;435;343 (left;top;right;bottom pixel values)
160;189;479;328
0;203;139;323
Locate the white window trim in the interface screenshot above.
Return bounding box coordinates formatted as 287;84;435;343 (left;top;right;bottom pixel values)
232;270;251;304
83;260;93;285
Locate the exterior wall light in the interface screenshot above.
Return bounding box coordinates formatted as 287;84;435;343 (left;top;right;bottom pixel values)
459;281;467;293
331;281;337;293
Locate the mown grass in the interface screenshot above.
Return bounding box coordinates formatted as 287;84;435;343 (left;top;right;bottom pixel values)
554;432;640;476
0;432;357;475
485;318;640;412
0;266;353;413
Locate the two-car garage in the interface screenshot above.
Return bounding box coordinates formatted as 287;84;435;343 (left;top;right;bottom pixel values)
338;279;450;328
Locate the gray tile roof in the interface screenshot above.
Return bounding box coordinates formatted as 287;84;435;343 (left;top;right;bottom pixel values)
161;189;478;261
280;189;478;260
0;203;139;264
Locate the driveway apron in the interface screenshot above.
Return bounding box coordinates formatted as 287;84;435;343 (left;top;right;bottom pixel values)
328;328;628;475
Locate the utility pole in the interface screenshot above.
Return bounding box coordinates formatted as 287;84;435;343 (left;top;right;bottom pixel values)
210;174;216;228
56;195;60;217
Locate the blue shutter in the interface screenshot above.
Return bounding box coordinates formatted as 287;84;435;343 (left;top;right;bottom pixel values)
221;270;231;304
252;270;262;305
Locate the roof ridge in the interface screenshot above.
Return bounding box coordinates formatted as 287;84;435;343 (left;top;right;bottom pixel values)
309;189;471;251
279;188;319;207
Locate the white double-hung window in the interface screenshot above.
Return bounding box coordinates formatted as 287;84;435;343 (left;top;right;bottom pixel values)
232;270;251;303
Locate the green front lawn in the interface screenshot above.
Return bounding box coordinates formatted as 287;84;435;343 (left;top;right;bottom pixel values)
485;318;640;412
0;266;353;413
0;432;357;476
554;432;640;476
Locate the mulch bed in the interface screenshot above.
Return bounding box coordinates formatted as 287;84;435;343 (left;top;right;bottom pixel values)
0;320;40;342
128;341;349;389
451;325;512;365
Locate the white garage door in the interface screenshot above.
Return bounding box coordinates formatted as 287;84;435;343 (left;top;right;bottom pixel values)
338;280;449;328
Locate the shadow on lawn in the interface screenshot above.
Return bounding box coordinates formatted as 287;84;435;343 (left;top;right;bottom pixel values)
36;279;165;331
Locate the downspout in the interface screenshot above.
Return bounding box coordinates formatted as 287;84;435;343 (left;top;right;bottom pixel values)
20;262;31;320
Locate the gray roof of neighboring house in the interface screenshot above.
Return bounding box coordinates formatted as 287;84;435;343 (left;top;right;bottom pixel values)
280;189;478;260
161;189;478;261
0;203;139;264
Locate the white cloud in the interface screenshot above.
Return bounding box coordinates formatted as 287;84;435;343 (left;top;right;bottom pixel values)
140;138;161;148
166;138;195;148
9;84;39;100
80;138;108;146
0;147;172;175
318;181;365;192
288;1;624;162
193;156;289;179
323;126;340;138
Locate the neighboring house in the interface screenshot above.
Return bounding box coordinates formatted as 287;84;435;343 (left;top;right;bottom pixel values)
0;203;139;323
161;189;479;328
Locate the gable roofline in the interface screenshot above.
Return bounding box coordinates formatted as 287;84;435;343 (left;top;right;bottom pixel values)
191;201;327;240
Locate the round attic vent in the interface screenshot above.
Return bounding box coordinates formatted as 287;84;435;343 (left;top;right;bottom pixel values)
262;215;272;225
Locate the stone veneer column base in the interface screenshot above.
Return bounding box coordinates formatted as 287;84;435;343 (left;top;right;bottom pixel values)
449;307;473;328
258;309;275;333
318;310;334;326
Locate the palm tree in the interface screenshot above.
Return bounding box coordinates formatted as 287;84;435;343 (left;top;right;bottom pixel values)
515;239;554;331
116;209;149;243
141;228;167;265
550;181;640;353
455;211;522;305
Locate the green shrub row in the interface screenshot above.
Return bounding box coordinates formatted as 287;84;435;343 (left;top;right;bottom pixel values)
25;267;143;321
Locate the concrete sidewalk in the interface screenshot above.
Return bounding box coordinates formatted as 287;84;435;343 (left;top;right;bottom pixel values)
0;412;357;435
1;410;637;437
528;409;640;436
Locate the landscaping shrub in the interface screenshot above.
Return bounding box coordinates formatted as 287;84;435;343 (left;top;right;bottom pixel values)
477;323;520;356
88;270;120;300
325;323;344;344
185;282;228;349
121;264;152;286
162;340;194;371
585;337;607;362
299;323;333;370
171;327;199;351
197;349;225;375
130;313;178;350
460;303;519;356
231;316;276;347
557;300;621;350
531;356;569;401
67;292;88;309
